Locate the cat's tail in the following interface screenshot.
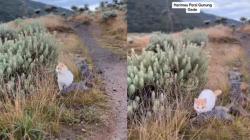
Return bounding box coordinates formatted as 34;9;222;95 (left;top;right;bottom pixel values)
214;89;222;96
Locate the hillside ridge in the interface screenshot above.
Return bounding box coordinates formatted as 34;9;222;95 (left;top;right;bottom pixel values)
0;0;71;22
127;0;239;33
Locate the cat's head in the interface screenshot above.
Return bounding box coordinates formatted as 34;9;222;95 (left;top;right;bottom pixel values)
194;98;207;112
56;62;68;73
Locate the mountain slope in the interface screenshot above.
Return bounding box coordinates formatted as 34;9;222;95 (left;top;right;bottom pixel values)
127;0;239;33
0;0;71;22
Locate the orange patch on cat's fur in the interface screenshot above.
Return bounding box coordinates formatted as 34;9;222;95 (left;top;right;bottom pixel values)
194;98;207;107
194;89;222;108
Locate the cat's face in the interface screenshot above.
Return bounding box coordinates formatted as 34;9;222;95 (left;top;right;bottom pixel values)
56;62;68;73
194;98;207;112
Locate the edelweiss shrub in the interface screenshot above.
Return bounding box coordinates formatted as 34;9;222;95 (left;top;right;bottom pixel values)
146;32;175;52
181;29;208;46
127;34;208;117
14;18;25;26
101;10;117;22
117;4;126;11
0;24;17;42
0;23;58;97
18;22;47;36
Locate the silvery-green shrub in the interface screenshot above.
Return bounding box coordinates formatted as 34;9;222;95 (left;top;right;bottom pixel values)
181;29;208;46
127;33;208;116
0;24;17;42
101;10;117;22
0;23;58;98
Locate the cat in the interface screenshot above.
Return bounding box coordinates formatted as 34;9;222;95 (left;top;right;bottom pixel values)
194;89;222;114
55;62;74;91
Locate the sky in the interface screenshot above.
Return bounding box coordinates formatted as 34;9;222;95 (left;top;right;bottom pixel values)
33;0;112;10
183;0;250;21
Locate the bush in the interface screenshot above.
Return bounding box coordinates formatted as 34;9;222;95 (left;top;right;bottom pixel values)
0;23;58;98
18;23;47;36
146;32;175;52
101;10;117;22
181;29;208;46
127;34;208;117
14;18;25;26
0;24;17;42
117;5;127;11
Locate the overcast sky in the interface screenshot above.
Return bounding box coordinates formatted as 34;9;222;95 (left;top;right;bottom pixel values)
33;0;112;10
184;0;250;21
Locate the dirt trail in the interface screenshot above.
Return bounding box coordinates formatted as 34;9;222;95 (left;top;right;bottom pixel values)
70;23;127;140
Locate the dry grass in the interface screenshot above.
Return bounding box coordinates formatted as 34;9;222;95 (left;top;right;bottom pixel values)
202;25;233;38
69;13;94;25
61;89;107;108
0;72;62;139
8;15;73;33
128;93;195;140
102;11;127;41
34;15;72;33
200;25;238;43
127;34;151;50
188;25;249;92
190;117;250;140
94;10;127;57
240;24;250;34
204;42;246;91
129;106;190;140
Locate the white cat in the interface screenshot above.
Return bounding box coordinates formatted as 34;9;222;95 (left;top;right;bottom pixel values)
194;89;222;114
55;62;74;90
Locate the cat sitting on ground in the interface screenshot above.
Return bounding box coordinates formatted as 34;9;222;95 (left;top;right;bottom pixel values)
56;62;74;91
194;89;222;114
